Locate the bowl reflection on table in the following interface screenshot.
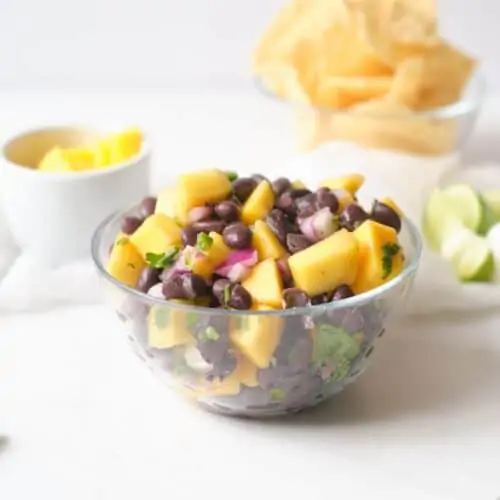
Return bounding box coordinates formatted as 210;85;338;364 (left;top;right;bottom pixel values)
91;204;422;418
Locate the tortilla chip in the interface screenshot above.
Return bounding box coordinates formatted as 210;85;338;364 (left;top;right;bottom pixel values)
389;41;477;109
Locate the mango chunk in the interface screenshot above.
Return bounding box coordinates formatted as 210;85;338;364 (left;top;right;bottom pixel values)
107;127;143;164
352;220;404;294
148;300;196;349
174;169;232;224
38;147;95;172
320;174;365;195
230;305;284;369
129;214;182;258
241;180;275;225
191;232;231;278
155;186;177;218
106;237;146;287
252;220;287;261
379;196;404;219
93;139;111;168
288;229;359;296
242;258;283;308
292;180;307;189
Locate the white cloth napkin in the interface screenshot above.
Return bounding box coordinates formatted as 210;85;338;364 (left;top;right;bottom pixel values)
0;141;499;316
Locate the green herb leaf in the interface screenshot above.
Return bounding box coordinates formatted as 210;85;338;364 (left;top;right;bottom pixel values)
116;237;128;246
186;312;199;331
145;247;180;269
196;232;214;252
225;171;238;182
381;242;400;279
269;388;285;401
313;324;360;366
155;308;170;328
200;326;220;342
223;284;231;305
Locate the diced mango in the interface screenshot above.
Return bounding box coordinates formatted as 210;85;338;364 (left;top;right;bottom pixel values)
230;305;283;369
174;169;232;224
292;180;306;189
148;300;196;349
242;258;283;309
379;197;404;219
106;237;146;287
320;174;365;195
155;187;177;218
191;232;231;279
129;214;182;258
352;220;404;294
38;147;95;172
93;139;111;168
241;180;275;225
288;229;359;296
252;220;287;261
107;127;143;164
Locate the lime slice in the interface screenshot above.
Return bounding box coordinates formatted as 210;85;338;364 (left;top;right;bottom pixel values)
441;226;495;282
482;189;500;223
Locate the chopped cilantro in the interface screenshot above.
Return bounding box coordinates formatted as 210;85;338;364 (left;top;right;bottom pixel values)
381;242;400;279
223;284;231;305
145;247;179;269
200;326;220;341
196;232;213;252
186;312;199;331
313;324;360;366
155;308;170;328
269;388;285;401
116;237;128;246
225;171;238;182
126;262;136;269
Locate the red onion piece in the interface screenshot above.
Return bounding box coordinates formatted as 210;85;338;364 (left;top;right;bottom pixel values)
159;246;201;281
147;283;165;298
227;262;252;283
215;249;258;281
298;207;335;242
187;206;212;224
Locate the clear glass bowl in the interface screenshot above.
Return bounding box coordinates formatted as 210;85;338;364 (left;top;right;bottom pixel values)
255;71;485;157
91;205;422;418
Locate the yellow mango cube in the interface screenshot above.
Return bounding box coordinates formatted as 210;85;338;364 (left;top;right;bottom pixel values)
242;258;283;309
107;127;143;165
106;237;146;287
288;229;359;296
155;187;177;218
129;214;182;258
93;139;111;168
241;180;275;225
320;174;365;195
38;147;95;172
230;305;283;369
148;301;196;349
352;220;404;294
291;180;306;189
252;220;287;261
191;232;231;279
379;197;404;218
174;169;232;224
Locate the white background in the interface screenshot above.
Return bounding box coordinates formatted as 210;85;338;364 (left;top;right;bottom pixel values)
0;0;499;91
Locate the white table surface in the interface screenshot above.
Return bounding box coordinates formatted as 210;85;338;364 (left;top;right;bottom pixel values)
1;89;500;500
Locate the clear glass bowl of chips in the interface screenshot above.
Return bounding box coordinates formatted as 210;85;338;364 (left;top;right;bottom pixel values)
92;203;422;418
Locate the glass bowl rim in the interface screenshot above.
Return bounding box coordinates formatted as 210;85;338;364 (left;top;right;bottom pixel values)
254;69;486;121
91;207;423;317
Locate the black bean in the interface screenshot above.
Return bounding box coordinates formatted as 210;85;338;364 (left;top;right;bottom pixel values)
252;174;268;184
276;191;297;218
266;209;288;245
191;220;227;235
286;233;311;254
371;200;402;233
311;293;331;305
332;284;354;301
181;273;208;299
162;275;186;300
139;196;157;218
212;278;231;305
339;204;369;231
232;178;257;203
342;309;365;333
121;216;143;235
228;284;252;310
277;258;294;289
316;188;339;213
137;267;161;293
272;177;292;197
295;193;317;219
207;352;238;381
290;188;312;198
283;288;310;308
222;223;252;249
214;200;240;222
181;226;199;247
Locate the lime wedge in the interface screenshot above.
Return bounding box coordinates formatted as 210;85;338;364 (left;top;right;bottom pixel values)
482;189;500;223
441;226;495;282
